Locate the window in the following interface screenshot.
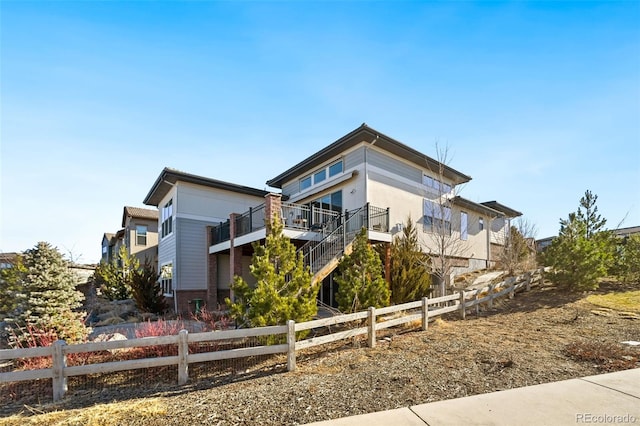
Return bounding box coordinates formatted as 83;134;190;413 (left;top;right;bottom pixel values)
102;245;107;254
310;190;342;213
161;199;173;238
328;160;343;177
314;169;326;184
300;176;312;192
160;263;173;295
479;217;484;231
299;159;344;193
422;175;452;194
423;199;452;235
460;212;468;240
136;225;148;246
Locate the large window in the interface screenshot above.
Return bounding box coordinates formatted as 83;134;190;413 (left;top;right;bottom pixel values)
136;225;148;246
423;199;452;235
299;159;344;193
422;175;452;194
160;263;173;295
310;190;342;213
161;199;173;238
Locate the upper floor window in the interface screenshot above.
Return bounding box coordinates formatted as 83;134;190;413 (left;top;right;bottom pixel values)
423;175;452;194
299;159;344;193
300;176;312;191
328;160;343;177
479;217;484;231
136;225;148;246
161;199;173;238
314;169;326;185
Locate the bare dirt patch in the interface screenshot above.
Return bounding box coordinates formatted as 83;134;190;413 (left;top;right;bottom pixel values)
2;281;639;425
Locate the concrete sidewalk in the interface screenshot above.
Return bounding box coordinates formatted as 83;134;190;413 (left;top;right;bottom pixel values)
305;368;640;426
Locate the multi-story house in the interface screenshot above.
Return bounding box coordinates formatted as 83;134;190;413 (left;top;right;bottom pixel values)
100;229;124;265
101;207;158;266
145;124;521;313
121;206;159;265
143;168;269;313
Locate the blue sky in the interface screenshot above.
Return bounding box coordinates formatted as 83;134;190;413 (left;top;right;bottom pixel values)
1;1;639;264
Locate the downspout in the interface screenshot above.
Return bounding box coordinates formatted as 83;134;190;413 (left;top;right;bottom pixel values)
486;216;491;269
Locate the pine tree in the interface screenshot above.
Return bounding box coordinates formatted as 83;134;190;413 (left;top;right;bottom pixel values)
15;242;87;343
386;217;431;304
335;228;390;313
0;255;26;321
227;219;318;328
131;260;168;315
612;235;640;284
577;190;607;239
94;245;139;300
501;225;533;275
544;191;614;291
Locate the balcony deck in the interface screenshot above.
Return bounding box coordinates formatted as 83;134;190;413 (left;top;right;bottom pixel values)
209;202;390;254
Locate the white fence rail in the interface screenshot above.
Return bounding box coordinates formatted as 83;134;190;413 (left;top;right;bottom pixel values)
0;269;544;402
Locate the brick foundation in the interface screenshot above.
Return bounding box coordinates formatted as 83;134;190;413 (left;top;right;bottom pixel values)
207;252;218;308
175;290;208;316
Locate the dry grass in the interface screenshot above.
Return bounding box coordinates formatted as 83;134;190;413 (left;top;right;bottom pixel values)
2;280;638;425
586;290;640;313
0;398;167;426
564;341;639;372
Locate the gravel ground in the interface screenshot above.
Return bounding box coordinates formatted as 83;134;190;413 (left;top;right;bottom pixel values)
3;281;639;425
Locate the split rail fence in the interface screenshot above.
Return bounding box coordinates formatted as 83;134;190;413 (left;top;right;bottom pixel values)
1;269;544;403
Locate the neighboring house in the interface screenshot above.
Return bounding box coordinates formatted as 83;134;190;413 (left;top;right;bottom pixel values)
121;206;159;266
100;230;124;265
0;252;18;269
535;236;554;252
537;225;640;252
613;226;640;239
143;167;269;313
205;124;521;308
101;207;159;267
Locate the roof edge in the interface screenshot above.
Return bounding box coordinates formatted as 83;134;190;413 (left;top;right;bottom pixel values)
266;124;472;188
144;167;269;207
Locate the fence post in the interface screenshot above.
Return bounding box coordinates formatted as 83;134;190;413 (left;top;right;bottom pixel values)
422;297;429;331
459;291;466;320
368;307;376;348
287;320;296;372
509;278;515;299
52;340;67;402
474;293;480;315
525;272;532;292
488;283;494;310
178;330;189;385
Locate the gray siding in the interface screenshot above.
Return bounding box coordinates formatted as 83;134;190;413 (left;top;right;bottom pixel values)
367;149;422;183
176;218;215;290
345;146;365;171
282;180;299;198
368;170;426;197
158;227;176;268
